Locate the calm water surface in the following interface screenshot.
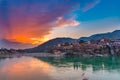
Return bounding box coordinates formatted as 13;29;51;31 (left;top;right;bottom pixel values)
0;56;120;80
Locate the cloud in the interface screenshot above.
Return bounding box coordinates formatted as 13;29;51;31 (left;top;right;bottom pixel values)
82;0;100;12
0;0;99;44
54;17;80;27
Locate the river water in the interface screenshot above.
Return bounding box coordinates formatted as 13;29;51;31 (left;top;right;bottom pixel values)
0;56;120;80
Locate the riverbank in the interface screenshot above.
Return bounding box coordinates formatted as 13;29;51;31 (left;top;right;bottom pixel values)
0;52;115;58
0;47;118;58
0;52;65;58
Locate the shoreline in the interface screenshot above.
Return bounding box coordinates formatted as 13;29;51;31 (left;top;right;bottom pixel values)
0;53;64;58
0;52;117;58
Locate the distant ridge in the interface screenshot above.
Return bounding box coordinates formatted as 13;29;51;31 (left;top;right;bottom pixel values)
79;30;120;41
0;39;35;49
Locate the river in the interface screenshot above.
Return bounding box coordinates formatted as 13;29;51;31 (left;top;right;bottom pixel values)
0;56;120;80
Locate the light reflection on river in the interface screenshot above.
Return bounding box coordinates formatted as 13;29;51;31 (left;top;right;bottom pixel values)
0;56;120;80
0;57;55;80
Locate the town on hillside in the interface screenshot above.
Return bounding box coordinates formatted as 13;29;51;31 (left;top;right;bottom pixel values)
0;38;120;57
48;39;120;57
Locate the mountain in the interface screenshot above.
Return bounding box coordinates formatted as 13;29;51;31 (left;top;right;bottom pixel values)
79;30;120;41
25;38;75;52
0;30;120;51
0;39;35;49
26;30;120;52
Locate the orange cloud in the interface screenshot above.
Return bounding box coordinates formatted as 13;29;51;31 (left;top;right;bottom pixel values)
4;5;80;44
0;0;98;45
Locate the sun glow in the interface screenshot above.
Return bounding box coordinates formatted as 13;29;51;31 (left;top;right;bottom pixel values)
30;37;49;44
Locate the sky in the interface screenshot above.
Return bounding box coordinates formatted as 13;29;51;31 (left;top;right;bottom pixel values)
0;0;120;45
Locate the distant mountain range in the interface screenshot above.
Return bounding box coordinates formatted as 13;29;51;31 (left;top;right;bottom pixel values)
0;39;35;49
79;30;120;41
1;30;120;50
26;30;120;52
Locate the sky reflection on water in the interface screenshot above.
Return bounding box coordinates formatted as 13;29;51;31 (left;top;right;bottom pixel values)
0;57;120;80
0;57;55;80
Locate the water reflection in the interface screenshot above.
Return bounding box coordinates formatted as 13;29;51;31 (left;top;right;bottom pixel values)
0;56;120;80
39;57;120;71
38;57;120;80
0;57;55;80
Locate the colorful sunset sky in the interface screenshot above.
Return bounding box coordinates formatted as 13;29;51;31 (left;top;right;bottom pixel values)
0;0;120;46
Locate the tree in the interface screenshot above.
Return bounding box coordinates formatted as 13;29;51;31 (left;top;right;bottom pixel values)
64;42;70;46
79;40;85;44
